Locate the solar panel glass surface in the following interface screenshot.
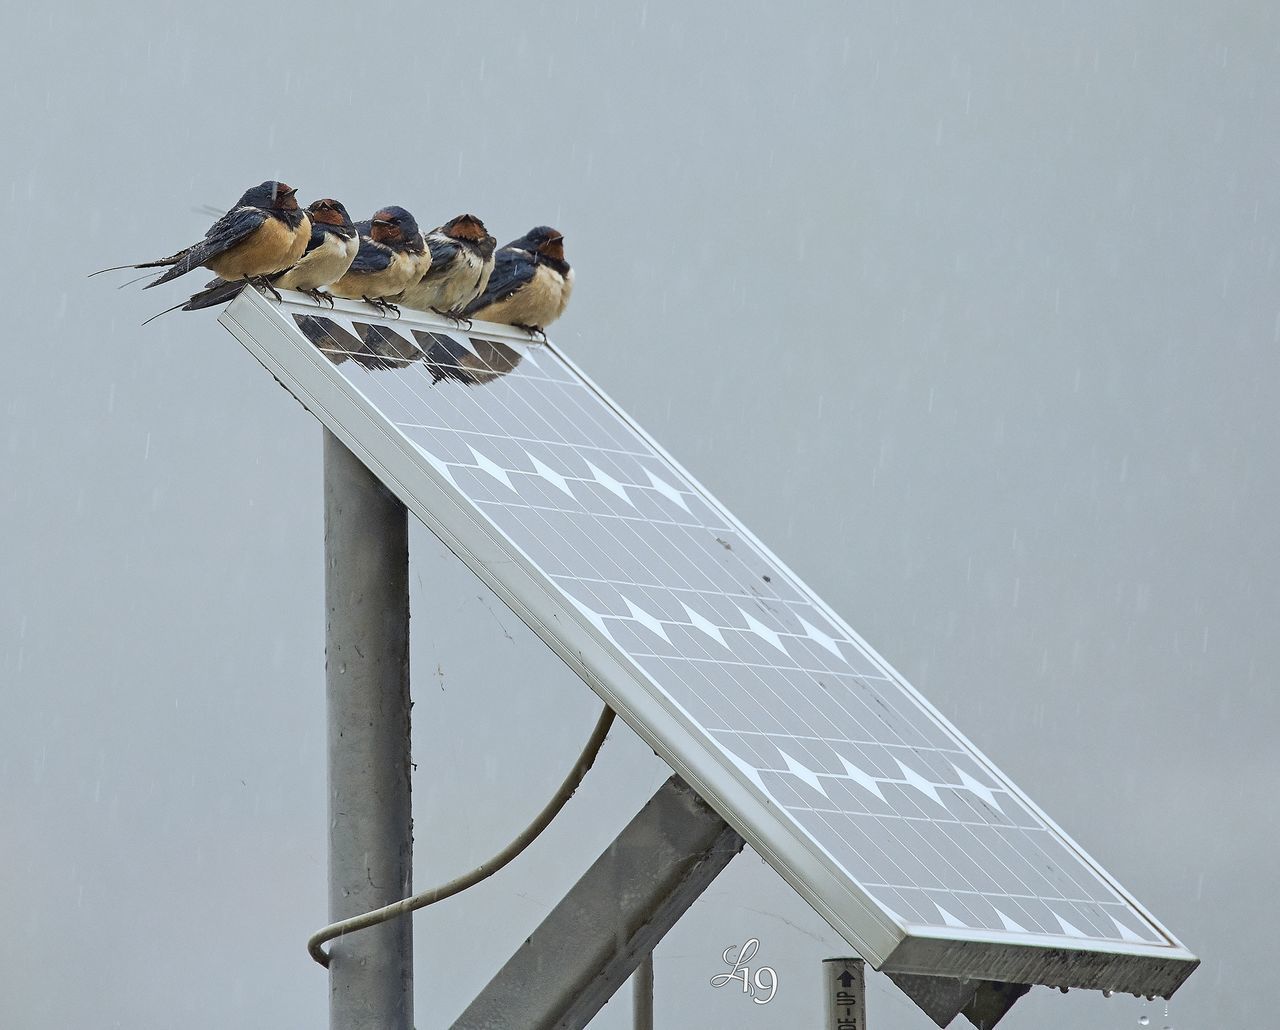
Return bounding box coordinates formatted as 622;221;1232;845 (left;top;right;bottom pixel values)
220;291;1197;996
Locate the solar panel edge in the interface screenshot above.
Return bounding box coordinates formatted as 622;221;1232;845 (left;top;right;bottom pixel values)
883;931;1199;998
219;290;1198;992
546;337;1197;963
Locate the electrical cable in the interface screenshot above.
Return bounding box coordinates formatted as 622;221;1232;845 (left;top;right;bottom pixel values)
307;703;616;968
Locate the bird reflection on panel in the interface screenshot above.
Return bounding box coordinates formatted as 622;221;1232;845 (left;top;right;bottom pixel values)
414;332;522;385
291;314;522;386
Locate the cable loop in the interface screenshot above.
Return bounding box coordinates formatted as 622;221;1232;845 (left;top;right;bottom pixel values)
308;704;616;968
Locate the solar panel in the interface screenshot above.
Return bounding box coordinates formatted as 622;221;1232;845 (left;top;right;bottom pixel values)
220;288;1197;998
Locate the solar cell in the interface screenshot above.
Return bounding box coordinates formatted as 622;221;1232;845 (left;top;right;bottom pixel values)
220;289;1197;997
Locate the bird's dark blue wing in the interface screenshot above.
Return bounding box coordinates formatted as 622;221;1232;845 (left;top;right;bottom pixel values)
427;237;460;265
145;206;268;288
349;237;393;274
181;278;249;311
301;222;333;256
464;248;533;313
422;238;460;281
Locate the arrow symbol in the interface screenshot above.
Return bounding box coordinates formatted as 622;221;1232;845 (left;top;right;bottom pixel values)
838;970;855;988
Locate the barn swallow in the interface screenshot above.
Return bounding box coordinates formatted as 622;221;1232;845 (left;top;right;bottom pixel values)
396;213;497;319
91;181;311;291
330;206;428;316
176;199;359;312
462;226;573;336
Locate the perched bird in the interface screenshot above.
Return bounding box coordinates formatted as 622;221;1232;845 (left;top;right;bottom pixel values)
462;226;573;335
91;181;310;290
396;213;497;318
330;206;428;316
150;199;359;322
180;199;359;310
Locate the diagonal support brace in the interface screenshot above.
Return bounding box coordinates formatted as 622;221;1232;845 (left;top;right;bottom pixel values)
451;776;744;1030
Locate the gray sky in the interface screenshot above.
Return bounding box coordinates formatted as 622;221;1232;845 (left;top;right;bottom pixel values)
2;2;1274;1027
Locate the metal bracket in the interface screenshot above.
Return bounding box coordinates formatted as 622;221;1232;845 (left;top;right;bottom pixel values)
884;970;1031;1028
450;776;744;1030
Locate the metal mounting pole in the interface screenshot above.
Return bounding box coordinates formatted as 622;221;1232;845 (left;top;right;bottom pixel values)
324;429;413;1030
633;951;654;1030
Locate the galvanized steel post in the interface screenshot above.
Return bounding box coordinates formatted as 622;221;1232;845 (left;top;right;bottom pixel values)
633;951;654;1030
324;430;414;1030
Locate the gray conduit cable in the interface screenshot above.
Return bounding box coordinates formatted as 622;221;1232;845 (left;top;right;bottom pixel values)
308;704;617;968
